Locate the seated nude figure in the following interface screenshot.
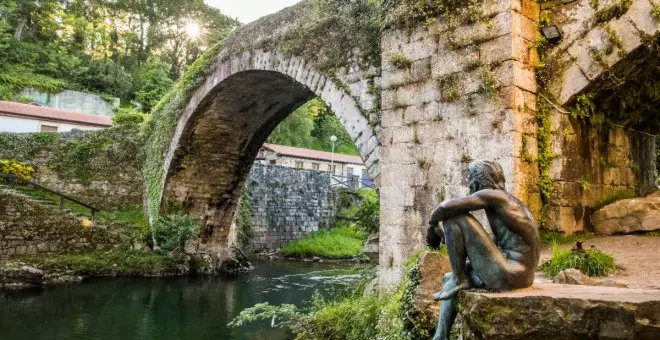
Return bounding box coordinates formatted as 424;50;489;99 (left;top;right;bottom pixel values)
426;160;540;340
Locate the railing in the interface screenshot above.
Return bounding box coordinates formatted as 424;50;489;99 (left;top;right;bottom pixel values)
1;174;100;219
330;175;375;189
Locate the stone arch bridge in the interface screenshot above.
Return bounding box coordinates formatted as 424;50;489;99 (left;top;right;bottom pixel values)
146;0;659;286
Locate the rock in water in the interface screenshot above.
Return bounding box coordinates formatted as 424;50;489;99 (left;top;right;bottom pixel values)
592;193;660;235
458;283;660;339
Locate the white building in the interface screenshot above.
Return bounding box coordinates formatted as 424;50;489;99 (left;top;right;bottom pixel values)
256;143;374;188
0;101;112;133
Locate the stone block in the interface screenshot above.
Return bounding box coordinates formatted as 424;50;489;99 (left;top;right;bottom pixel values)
431;47;479;78
493;60;537;93
558;62;591;105
592;192;660;235
459;284;660;339
625;0;659;36
399;39;437;62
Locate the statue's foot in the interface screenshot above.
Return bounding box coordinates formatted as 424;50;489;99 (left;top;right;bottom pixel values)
433;282;470;301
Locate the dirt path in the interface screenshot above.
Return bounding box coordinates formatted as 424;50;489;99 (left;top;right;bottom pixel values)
540;235;660;290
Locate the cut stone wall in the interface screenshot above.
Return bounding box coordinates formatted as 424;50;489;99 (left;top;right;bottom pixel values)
546;113;656;233
246;163;338;252
0;189;118;257
378;0;541;287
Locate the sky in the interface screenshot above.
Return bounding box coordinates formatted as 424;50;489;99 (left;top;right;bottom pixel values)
205;0;301;24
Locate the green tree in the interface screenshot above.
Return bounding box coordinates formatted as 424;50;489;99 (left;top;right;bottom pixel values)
267;103;315;147
134;61;173;111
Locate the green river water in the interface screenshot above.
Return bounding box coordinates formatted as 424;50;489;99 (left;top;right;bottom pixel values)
0;259;366;340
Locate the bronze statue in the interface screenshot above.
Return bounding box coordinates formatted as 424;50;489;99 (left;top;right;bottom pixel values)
427;160;540;340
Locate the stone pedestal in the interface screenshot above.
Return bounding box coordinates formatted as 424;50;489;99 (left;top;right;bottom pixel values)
458;283;660;339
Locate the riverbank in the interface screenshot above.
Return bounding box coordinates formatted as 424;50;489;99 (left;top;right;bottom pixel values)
0;250;252;290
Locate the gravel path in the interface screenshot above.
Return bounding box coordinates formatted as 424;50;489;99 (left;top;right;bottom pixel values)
539;235;660;290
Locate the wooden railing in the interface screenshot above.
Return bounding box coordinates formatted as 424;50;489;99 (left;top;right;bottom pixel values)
1;174;100;218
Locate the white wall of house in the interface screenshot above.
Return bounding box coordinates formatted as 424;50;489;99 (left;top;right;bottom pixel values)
0;115;105;133
257;148;369;187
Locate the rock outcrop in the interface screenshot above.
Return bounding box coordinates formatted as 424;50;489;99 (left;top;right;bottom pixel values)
592;192;660;235
553;268;627;288
458;283;660;339
362;234;379;263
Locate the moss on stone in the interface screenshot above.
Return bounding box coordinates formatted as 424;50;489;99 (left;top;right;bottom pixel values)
594;0;632;24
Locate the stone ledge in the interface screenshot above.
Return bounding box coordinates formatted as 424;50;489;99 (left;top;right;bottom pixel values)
458;283;660;339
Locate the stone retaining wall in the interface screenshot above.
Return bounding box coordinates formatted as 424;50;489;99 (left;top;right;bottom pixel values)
246;163;339;252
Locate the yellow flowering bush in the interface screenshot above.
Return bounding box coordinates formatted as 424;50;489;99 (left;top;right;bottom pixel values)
0;160;35;180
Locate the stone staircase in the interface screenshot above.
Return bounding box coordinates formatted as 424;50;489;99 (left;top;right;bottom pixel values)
0;184;94;222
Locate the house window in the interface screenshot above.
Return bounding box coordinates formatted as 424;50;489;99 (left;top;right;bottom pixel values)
347;167;354;178
312;163;320;170
295;161;304;169
270;160;277;165
40;125;58;132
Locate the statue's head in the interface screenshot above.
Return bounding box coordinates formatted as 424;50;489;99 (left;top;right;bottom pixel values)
467;160;506;193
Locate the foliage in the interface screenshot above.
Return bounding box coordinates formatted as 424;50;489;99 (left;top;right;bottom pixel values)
0;68;66;100
17;250;183;276
536;99;555;225
134;61;174;112
267;98;360;156
381;0;478;28
541;244;616;277
267;101;316;147
376;250;431;339
153;213;201;252
539;231;596;246
112;108;146;126
388;53;412;69
594;0;632;24
436;74;459;102
354;188;380;234
99;206;151;245
236;187;254;250
47;125;145;184
0;0;239;102
0;159;34;180
229;293;381;340
279;226;366;259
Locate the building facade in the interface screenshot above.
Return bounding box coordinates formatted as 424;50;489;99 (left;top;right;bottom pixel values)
256;143;373;188
0;101;112;133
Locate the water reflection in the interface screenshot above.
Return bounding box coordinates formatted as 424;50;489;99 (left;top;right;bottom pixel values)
0;260;365;340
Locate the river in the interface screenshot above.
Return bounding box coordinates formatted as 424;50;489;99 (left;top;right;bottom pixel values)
0;259;367;340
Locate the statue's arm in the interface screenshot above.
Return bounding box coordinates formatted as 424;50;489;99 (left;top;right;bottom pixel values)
429;190;497;225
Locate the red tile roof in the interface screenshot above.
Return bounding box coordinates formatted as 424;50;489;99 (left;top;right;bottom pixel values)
262;143;364;165
0;101;112;127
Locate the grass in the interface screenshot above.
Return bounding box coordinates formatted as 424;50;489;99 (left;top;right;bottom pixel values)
540;231;596;246
14;250;184;276
280;226;366;259
540;244;616;277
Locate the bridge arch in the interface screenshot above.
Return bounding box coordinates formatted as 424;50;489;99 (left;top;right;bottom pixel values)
155;50;380;256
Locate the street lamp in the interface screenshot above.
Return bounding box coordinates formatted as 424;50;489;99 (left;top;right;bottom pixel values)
330;135;337;175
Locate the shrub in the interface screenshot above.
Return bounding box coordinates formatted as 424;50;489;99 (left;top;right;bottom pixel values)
236;187;254;250
354;188;380;234
112;108;146;126
541;244;616;277
229;292;381;340
0;159;34;180
153;213;200;252
279;226;366;259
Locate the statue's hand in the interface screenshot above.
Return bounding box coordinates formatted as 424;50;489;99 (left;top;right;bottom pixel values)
426;223;445;249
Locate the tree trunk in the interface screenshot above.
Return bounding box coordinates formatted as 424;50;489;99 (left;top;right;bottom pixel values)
13;18;26;42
